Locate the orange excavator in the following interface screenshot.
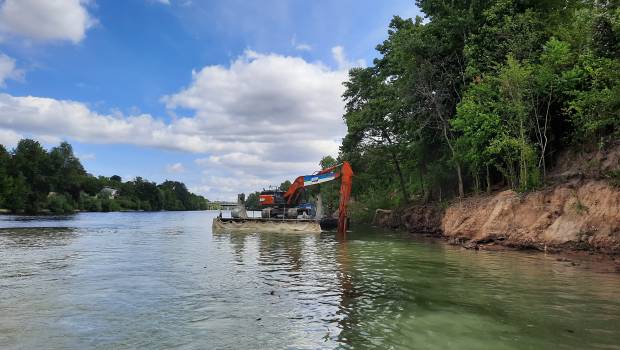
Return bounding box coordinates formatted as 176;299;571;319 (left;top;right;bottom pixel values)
258;162;354;234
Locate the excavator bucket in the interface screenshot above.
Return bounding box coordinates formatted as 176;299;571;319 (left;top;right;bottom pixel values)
337;162;354;236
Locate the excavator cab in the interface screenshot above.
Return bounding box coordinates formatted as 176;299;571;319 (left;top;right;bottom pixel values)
258;189;287;207
259;189;314;219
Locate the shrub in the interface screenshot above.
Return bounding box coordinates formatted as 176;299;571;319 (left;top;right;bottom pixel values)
609;170;620;188
48;194;75;214
101;198;121;212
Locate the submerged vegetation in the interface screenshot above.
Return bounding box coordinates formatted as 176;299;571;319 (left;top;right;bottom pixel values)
335;0;619;217
0;139;210;214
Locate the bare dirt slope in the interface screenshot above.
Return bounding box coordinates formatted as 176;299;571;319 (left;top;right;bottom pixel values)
442;180;620;253
372;145;620;254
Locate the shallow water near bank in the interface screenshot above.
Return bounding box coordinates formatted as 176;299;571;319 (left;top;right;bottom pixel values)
0;211;619;349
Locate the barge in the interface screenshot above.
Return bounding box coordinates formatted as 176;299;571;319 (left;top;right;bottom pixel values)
212;217;322;234
211;162;353;235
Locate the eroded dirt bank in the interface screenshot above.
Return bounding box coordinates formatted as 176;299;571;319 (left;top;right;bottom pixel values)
373;179;620;254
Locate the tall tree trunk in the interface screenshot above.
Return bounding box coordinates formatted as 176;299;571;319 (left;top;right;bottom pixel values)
486;164;491;194
383;131;410;203
419;168;427;203
441;122;464;198
456;163;464;198
390;150;410;203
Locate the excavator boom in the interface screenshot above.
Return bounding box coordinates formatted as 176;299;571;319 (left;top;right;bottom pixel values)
283;161;353;235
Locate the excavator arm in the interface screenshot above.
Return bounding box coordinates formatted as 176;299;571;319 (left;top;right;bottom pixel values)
283;161;354;235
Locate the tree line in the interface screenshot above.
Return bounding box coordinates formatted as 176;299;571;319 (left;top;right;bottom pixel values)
0;139;210;214
334;0;619;220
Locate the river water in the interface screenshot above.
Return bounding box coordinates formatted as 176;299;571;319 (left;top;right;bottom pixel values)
0;211;619;349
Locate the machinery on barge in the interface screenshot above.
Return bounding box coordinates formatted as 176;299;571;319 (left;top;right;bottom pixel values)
212;162;353;235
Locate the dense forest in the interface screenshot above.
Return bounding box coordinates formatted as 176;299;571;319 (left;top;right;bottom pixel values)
0;139;210;214
334;0;619;220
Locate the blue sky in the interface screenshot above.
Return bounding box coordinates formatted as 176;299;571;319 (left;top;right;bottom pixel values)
0;0;421;200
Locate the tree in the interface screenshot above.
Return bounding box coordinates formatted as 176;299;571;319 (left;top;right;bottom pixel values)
48;194;74;214
453;81;503;193
343;66;411;202
316;156;340;214
81;175;104;196
279;180;292;192
245;192;260;210
5;174;29;213
49;142;86;201
337;0;619;216
11;139;51;213
0;138;210;213
0;145;10;207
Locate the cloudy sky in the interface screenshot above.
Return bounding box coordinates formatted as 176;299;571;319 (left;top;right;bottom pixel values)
0;0;420;200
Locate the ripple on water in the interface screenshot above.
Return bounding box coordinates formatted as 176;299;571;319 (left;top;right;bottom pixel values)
0;212;619;350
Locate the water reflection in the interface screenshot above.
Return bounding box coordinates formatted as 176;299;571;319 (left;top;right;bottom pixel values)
0;212;619;350
0;227;77;249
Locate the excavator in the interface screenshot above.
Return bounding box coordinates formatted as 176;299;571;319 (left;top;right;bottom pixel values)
213;162;353;235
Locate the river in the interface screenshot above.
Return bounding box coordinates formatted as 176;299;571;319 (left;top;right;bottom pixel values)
0;211;618;349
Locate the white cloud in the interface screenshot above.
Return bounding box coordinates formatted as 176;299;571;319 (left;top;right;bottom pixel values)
194;157;209;165
0;48;359;199
162;50;346;155
200;175;272;197
166;162;185;173
295;43;312;51
0;0;95;43
36;134;63;145
0;93;217;152
0;128;22;149
0;53;23;86
78;153;96;160
331;46;365;70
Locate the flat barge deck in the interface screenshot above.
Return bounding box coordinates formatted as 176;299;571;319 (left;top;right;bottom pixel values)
212;217;322;233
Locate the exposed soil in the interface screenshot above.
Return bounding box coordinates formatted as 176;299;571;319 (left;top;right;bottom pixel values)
372;145;620;260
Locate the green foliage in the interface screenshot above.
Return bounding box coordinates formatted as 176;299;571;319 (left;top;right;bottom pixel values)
571;199;589;215
337;0;618;211
81;194;102;212
609;170;620;188
47;194;74;214
49;142;85;200
279;180;292;192
101;198;121;212
11;139;51;213
0;139;210;214
244;191;260;210
318;156;340;215
0;145;11;208
5;174;29;213
158;180;207;211
567;54;620;141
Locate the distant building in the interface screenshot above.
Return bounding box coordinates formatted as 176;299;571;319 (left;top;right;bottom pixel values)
99;187;119;199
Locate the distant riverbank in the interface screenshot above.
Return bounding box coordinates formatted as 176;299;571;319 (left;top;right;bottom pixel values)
0;208;213;215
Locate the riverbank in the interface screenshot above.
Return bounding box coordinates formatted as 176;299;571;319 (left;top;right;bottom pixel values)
373;144;620;257
373;178;620;259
